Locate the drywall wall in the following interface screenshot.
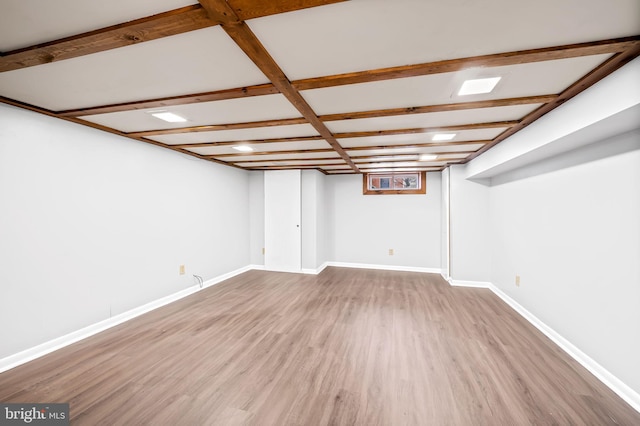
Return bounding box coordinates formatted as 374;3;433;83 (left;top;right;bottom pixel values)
316;170;330;268
440;168;450;278
489;132;640;395
0;104;251;359
301;170;330;271
301;170;318;270
449;164;491;282
327;173;441;269
249;171;265;266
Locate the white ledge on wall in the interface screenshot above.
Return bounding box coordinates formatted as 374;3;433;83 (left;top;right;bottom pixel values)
465;57;640;180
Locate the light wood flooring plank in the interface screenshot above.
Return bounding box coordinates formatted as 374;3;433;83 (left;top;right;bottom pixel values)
0;268;638;425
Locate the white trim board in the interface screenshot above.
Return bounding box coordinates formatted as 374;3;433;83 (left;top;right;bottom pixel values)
327;262;442;274
302;262;329;275
0;265;253;374
448;278;491;288
450;278;640;413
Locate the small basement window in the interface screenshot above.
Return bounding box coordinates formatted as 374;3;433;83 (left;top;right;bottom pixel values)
363;171;426;195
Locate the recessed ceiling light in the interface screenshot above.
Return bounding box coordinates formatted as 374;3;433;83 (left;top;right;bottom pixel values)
233;145;254;152
458;77;501;96
432;133;456;141
419;154;438;161
148;111;187;123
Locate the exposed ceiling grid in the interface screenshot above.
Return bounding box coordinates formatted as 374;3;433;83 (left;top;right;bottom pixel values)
0;0;638;174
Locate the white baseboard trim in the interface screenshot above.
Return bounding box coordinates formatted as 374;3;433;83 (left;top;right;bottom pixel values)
248;264;265;271
448;278;491;288
0;265;252;374
301;262;329;275
326;262;442;274
488;283;640;413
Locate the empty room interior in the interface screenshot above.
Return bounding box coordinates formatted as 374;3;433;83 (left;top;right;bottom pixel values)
1;0;639;424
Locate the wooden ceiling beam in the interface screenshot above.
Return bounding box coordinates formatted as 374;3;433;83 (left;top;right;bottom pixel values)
81;95;539;139
354;155;466;164
58;84;279;117
61;90;552;125
320;95;556;122
173;137;486;150
335;121;517;139
127;117;308;137
293;37;640;91
172;136;480;151
209;148;335;157
226;0;345;21
198;0;359;172
0;6;214;73
358;165;447;170
351;152;474;160
324;171;358;174
205;141;482;158
241;162;346;168
229;153;472;164
358;164;459;171
172;136;324;148
231;156;342;163
345;140;489;151
250;165;346;171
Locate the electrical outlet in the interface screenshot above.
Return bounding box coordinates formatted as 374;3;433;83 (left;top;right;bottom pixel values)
389;249;394;256
262;247;265;255
515;275;520;286
180;265;185;275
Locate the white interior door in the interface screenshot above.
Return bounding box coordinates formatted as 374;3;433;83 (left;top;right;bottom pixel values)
264;170;301;272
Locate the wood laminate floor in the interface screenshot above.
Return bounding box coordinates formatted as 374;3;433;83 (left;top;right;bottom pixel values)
1;268;638;425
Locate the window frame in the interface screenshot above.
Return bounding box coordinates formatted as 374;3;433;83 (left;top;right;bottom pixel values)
362;171;427;195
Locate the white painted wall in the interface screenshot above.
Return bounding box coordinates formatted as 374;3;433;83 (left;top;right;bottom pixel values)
249;171;265;266
449;164;491;282
301;170;318;270
327;173;441;270
301;169;331;271
489;132;640;395
316;171;330;267
0;104;251;359
440;168;450;278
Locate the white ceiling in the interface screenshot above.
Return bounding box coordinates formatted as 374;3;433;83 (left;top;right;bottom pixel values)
0;27;269;111
0;0;198;51
325;104;541;133
185;140;332;156
82;94;302;132
1;0;638;174
148;124;321;146
301;55;611;115
228;152;342;162
338;129;506;147
247;0;639;80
